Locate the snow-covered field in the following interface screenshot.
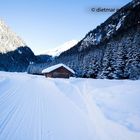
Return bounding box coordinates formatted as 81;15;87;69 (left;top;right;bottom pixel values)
0;72;140;140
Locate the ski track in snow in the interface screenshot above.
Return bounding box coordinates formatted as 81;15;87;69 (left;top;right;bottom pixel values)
0;72;140;140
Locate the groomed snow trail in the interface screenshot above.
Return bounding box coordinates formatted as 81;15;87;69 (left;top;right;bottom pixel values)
0;73;93;140
0;72;140;140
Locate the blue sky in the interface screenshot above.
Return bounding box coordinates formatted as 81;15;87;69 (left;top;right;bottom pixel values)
0;0;131;54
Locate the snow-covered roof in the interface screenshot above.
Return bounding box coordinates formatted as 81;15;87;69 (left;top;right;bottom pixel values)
42;63;75;74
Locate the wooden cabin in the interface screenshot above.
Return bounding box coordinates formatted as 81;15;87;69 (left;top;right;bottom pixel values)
42;63;75;78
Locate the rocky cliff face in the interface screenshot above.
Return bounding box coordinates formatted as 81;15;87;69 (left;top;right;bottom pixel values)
0;20;37;72
0;20;26;53
28;0;140;79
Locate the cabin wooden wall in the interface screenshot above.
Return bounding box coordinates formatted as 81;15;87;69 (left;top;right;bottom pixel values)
44;66;73;78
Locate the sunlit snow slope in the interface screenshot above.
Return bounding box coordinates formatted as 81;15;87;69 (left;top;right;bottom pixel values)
0;72;140;140
45;40;78;57
0;20;26;53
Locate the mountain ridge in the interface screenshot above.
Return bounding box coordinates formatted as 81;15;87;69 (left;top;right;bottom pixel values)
59;0;140;55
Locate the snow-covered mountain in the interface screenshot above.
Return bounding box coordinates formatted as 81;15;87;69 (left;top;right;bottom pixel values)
79;0;140;51
0;19;36;72
0;20;26;53
54;0;140;80
45;40;78;57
